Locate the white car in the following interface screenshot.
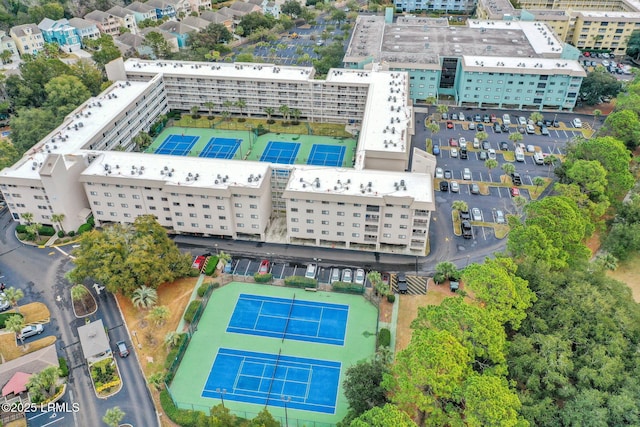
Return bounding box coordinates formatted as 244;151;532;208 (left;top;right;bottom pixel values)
435;167;444;179
472;208;482;222
450;180;460;192
459;137;467;148
342;268;353;283
451;148;458;158
573;118;583;128
462;168;472;180
354;269;365;285
526;124;535;134
526;144;535;153
488;149;496;159
19;324;44;340
518;116;527;126
0;293;9;311
602;60;610;67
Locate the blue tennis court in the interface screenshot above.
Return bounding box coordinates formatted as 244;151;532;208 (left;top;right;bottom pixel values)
227;294;348;346
260;141;300;164
202;348;341;414
154;134;199;156
199;137;241;159
307;144;346;167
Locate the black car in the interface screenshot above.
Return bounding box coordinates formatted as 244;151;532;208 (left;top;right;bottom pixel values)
477;123;485;131
460;147;468;159
461;221;473;239
500;124;509;132
397;273;408;294
511;172;522;186
459;209;471;220
499;141;510;151
440;181;449;192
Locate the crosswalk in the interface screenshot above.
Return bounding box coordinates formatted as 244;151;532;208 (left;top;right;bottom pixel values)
391;274;427;295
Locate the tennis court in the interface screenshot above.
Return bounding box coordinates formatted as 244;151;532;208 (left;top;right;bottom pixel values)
227;294;348;346
154;134;199;156
259;141;300;164
199;137;241;159
202;348;341;414
307;144;346;167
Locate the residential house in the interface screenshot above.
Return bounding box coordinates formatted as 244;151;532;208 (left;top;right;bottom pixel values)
229;1;262;19
261;0;280;18
0;31;19;64
107;6;139;34
84;10;121;36
9;24;45;56
200;10;234;31
125;2;158;24
115;32;154;57
68;18;100;45
181;16;210;31
164;0;193;16
145;0;178;19
77;319;111;363
140;28;179;52
0;345;58;406
187;0;212;12
158;21;197;48
37;18;82;52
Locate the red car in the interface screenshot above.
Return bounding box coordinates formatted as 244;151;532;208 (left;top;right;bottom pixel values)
446;120;454;129
510;187;520;197
490;114;497;123
449;137;458;147
259;259;270;274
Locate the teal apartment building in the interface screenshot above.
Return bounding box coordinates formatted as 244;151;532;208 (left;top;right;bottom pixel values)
344;15;586;110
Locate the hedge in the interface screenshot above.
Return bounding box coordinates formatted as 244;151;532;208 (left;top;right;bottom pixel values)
58;357;69;377
332;281;365;294
0;312;23;329
378;328;391;348
203;256;219;276
160;390;202;427
254;273;272;283
387;294;396;303
183;300;201;323
15;224;55;236
57;230;65;238
197;283;212;298
77;223;92;234
164;333;187;370
284;276;317;288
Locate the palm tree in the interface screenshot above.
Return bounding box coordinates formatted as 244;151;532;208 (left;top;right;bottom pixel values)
147;305;170;326
593;109;602;127
425;96;437;105
132;133;152;151
502;163;516;181
27;366;61;400
21;212;34;225
148;372;165;391
476;131;489;142
279;104;290;122
512;195;528;216
222;100;233;120
264;107;275;123
533;176;546;196
436;104;449;116
484;158;498;181
291;108;301;124
6;315;26;348
218;250;232;264
51;213;65;233
451;200;468;213
508;132;523;147
25;222;40;241
164;331;181;348
435;261;458;282
235;99;247;120
103;406;125;427
204;101;215;118
4;286;24;313
543;154;558;178
190;106;199;118
71;284;89;312
131;286;158;309
529;112;544;125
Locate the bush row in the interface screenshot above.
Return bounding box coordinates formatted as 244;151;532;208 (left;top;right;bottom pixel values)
16;224;56;236
197;283;212;298
183;300;201;324
160;390;203;427
203;256;219;276
378;328;391;348
164;333;188;370
58;357;69;377
331;281;365;294
254;273;272;283
283;276;317;288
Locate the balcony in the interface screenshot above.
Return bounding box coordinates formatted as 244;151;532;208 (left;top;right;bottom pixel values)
365;214;379;223
366;205;380;213
365;225;378;232
413;220;428;227
414;210;429;217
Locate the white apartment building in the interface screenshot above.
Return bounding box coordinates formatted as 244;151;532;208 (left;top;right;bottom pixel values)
0;59;434;255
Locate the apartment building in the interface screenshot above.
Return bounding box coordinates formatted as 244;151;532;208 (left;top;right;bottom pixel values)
9;24;44;56
1;59;431;255
393;0;475;13
343;15;585;110
477;0;640;54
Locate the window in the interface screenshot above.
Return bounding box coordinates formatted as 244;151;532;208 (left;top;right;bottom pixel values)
292;227;299;232
202;204;210;209
250;204;257;209
236;213;244;218
133;195;140;199
306;229;314;234
398;234;406;239
104;192;111;197
353;213;361;217
400;214;408;219
322;210;329;215
337;221;344;226
337;231;344;236
96;210;103;215
337;212;345;216
352;233;360;238
121;203;128;208
191;223;198;227
175;212;182;216
306;209;314;214
218;206;225;210
90;191;97;196
204;214;211;219
219;216;226;220
251;214;258;219
237;223;244;228
146;196;154;200
118;194;126;198
235;203;242;208
383;233;391;238
189;213;197;218
187;203;195;208
385;213;393;218
252;224;259;229
322;230;329;235
93;201;100;206
110;212;117;217
306;219;314;224
384;223;392;228
177;221;184;226
173;202;180;206
291;218;298;222
322;220;329;225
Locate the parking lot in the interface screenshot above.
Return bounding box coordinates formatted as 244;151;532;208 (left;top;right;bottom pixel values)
414;108;599;246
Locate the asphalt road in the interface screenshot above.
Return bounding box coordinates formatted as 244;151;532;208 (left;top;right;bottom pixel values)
0;208;158;427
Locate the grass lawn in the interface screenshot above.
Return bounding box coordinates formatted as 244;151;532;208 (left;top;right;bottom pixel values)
607;252;640;303
13;302;50;324
0;333;56;362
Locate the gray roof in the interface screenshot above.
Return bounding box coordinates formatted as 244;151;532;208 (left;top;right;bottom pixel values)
230;1;259;14
181;16;210;30
116;32;146;48
107;5;134;19
68;17;97;29
77;319;110;360
159;21;195;34
37;18;56;31
246;0;264;5
146;0;175;8
200;10;232;23
84;10;113;22
10;24;42;38
0;345;58;392
141;27;177;42
126;1;157;13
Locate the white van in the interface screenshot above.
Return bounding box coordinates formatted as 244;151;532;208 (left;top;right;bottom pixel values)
473;137;480;149
533;151;544;165
515;147;525;162
502;114;511;125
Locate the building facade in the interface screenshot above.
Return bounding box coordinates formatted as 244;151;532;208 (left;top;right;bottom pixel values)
68;18;101;45
0;59;433;255
84;10;121;36
9;24;45;56
37;18;82;52
393;0;475;13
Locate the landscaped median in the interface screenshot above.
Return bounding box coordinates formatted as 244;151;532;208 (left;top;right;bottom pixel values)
451;210;462;236
89;356;122;398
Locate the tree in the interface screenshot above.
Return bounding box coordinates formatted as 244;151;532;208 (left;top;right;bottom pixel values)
44;75;91;119
164;331;181;348
70;284;89;311
592;109;602;127
291;108;301;123
204;101;215;118
190;105;199;117
463;374;523;427
501;163;515;179
350;404;416;426
25;222;40;242
6;315;26;347
10;107;57;153
367;271;389;297
27;366;61;402
279;104;290;121
601;110;640;149
475;131;489;142
331;8;347;23
133;133;152;151
238;12;276;36
532;176;546;196
0;139;20;170
451;200;468;213
249;408;279;426
51;213;65;233
188;23;232;53
543;154;558;178
21;212;33;225
426;122;439;137
147;305;170;326
484;158;498;181
425;96;437;105
594;253;618;272
626;30;640;60
3;286;24;313
342;358;389;421
70;59;104;96
579;68;623;105
264;106;275;123
281;0;303;17
564;159;608;203
131;286;158;309
87;35;121;69
0;49;13;64
148;372;165;391
508;132;523;146
529;112;543;125
235;99;247;119
436;104;449;115
313;41;346;75
67;216;193;297
103;406;125;427
144;31;171;59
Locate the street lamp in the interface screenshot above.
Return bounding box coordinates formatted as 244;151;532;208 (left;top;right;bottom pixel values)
281;395;291;427
216;388;226;409
214;243;219;255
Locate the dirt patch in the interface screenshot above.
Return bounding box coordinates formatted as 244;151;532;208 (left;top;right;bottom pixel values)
608;253;640;303
395;283;465;353
0;334;56;362
117;276;203;427
379;298;393;323
72;286;97;317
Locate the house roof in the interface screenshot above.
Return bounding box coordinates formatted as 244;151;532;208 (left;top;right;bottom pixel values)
37;18;56;31
146;0;175;8
84;10;113;22
126;1;157;13
0;345;58;392
200;10;232;23
181;16;210;30
10;24;42;38
230;1;259;14
107;5;134;19
116;32;146;48
246;0;264;5
68;17;97;30
159;21;195;34
77;319;110;360
141;27;178;42
2;372;32;397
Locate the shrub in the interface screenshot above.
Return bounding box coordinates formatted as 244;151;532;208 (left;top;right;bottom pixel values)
378;328;391;348
68;230;75;237
164;333;187;370
57;230;65;238
254;273;272;283
0;312;23;328
197;283;212;298
212;282;220;289
183;300;201;323
284;276;318;288
87;215;95;227
387;294;396;303
16;224;27;233
188;269;200;277
58;357;69;377
203;256;219;276
38;225;56;236
332;281;365;294
160;390;202;427
77;223;92;234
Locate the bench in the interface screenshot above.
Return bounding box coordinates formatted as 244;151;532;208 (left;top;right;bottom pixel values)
305;287;317;292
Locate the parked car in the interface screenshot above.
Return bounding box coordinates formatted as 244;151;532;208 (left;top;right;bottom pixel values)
435;167;444;178
490;114;497;123
440;181;449;192
459;137;467;148
451;112;459;121
471;208;482;221
18;324;44;340
116;340;130;358
526;124;535;134
483;114;491;123
553;120;559;127
502;114;511;125
518;126;526;134
442;113;449;120
433;144;440;155
451;148;458;158
499;141;510;151
500;124;509;132
330;268;341;284
494;123;502;133
511;172;522;185
461;221;473;239
468;122;476;130
463;168;472;180
259;259;270;274
444;170;453;179
510;187;521;197
495;209;506;224
479;151;488;160
460;147;468;159
0;293;9;311
526;144;536;153
342;268;353;283
305;263;317;279
446;121;454;129
477;123;485;131
449;137;458;147
354;269;366;285
488;149;496;159
397;272;408;294
541;126;550;136
518;116;527;126
224;259;234;274
459;209;471;220
470;183;480;194
450;180;460;192
572;118;583;128
482;140;491;150
473;138;480;149
474;114;482;122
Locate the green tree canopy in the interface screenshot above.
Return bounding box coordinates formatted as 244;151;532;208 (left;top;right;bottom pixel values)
238;12;276;35
188;23;232;53
601;110;640;149
10;107;56;153
67;215;192;296
626;30;640;60
342;357;389;423
281;0;303;17
0;138;20;170
579;68;623;105
44;75;91;119
350;404;417;427
70;59;105;96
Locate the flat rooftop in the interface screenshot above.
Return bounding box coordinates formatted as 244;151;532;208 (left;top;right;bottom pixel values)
80;151;271;190
345;16;565;65
125;58;316;82
285;167;433;204
1;79;154;180
462;55;586;76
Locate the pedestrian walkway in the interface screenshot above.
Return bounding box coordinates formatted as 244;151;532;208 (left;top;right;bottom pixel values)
44;234;58;247
176;274;206;332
